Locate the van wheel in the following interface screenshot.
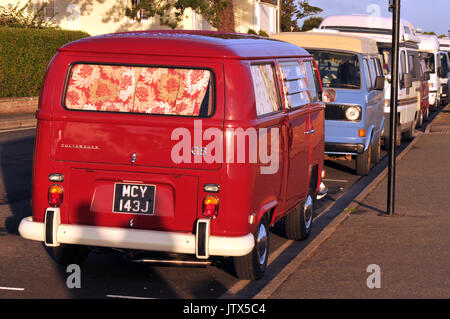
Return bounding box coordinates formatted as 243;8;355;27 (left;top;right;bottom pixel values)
233;216;269;280
371;135;381;165
416;110;423;128
284;188;314;240
383;122;401;150
423;107;430;122
403;119;415;140
431;99;439;112
46;244;90;266
356;146;371;176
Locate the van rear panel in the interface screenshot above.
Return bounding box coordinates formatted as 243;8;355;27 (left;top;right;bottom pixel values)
68;168;198;231
38;53;225;232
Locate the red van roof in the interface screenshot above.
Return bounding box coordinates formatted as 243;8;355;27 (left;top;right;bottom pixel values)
58;30;310;59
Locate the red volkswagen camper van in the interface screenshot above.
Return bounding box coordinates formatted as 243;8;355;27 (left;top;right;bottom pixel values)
19;31;324;280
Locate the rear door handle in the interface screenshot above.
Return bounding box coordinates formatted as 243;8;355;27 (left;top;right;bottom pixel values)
304;129;316;135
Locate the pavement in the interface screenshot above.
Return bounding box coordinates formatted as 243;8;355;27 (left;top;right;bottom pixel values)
264;104;450;299
0;113;36;131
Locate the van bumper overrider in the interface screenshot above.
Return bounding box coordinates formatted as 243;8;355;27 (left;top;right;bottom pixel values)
325;142;364;155
18;210;254;258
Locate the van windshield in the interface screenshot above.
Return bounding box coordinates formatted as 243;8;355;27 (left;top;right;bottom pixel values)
422;53;435;73
308;50;361;89
64;64;213;117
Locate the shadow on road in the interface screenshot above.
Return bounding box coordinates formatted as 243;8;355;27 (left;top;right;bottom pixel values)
0;130;35;234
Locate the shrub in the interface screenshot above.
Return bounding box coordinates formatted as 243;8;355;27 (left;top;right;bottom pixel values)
258;30;269;37
0;27;90;97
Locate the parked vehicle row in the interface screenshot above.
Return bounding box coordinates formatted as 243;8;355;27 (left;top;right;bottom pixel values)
318;16;429;149
17;17;447;281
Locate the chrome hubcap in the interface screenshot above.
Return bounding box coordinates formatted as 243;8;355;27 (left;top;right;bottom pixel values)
256;223;268;265
304;194;313;230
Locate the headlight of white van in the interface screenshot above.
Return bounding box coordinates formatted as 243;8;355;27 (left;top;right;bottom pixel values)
345;106;361;121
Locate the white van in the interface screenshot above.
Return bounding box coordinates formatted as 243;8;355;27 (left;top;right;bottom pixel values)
319;15;422;147
438;37;450;105
417;33;445;110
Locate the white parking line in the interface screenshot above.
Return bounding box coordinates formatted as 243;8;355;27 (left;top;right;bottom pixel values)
323;178;349;182
106;294;156;300
0;286;25;291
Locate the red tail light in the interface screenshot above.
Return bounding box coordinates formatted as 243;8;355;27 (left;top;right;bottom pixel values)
48;184;63;207
202;195;219;219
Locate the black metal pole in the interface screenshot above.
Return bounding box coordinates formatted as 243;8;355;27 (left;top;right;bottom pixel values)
387;0;401;215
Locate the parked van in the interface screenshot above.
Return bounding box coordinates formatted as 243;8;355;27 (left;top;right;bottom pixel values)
416;56;431;127
18;31;325;280
319;15;422;147
417;33;447;110
273;32;385;176
440;37;450;105
440;37;450;61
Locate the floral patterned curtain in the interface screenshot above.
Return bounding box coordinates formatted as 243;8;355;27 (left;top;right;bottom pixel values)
250;64;280;116
65;64;211;116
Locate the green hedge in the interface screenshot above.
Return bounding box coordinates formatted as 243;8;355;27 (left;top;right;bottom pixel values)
0;27;90;97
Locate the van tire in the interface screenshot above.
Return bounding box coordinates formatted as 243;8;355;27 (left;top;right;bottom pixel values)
383;122;401;150
416;110;423;128
371;135;381;165
423;107;430;122
233;216;269;280
284;188;314;241
403;119;415;140
47;244;90;266
356;146;371;176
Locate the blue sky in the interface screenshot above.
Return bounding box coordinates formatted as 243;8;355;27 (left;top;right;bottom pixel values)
307;0;450;36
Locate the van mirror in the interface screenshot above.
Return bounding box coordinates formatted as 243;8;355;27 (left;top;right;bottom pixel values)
402;73;413;89
373;76;385;90
424;71;430;81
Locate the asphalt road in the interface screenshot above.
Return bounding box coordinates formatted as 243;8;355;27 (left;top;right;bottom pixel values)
0;114;435;299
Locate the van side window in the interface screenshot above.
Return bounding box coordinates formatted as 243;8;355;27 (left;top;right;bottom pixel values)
363;59;372;90
400;51;406;76
375;58;383;76
250;64;281;116
279;60;310;108
367;58;377;88
407;52;419;80
303;60;320;102
440;53;449;74
422;53;435;73
64;64;213;117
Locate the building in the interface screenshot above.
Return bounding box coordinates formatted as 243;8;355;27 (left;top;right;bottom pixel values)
0;0;280;36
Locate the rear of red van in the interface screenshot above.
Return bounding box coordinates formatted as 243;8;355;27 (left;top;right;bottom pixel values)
18;38;257;261
18;31;323;281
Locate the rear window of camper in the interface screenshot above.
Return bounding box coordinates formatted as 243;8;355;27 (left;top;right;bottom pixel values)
64;64;214;117
308;50;361;90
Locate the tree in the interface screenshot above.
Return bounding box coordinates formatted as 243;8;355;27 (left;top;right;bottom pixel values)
296;0;323;21
0;0;58;29
125;0;233;31
280;0;300;32
301;16;323;31
281;0;323;32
